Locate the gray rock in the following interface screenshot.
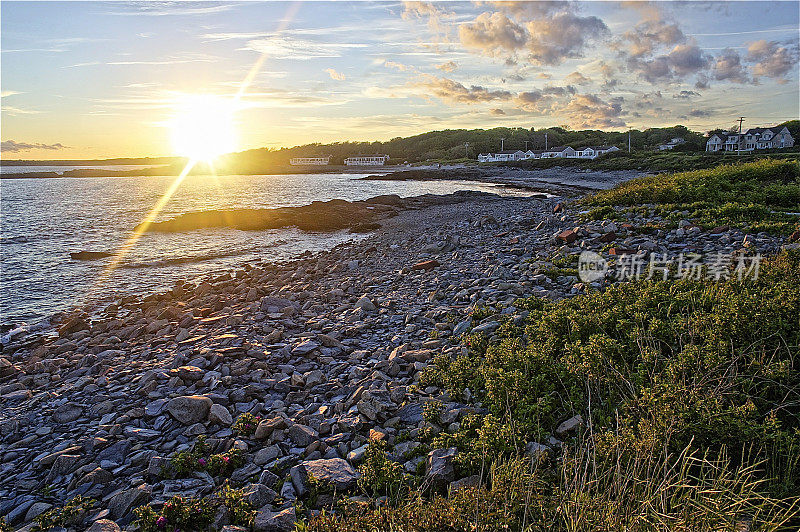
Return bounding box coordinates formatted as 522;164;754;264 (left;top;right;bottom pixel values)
253;507;296;531
301;458;359;490
555;414;583;435
288;424;317;447
24;502;52;522
254;446;280;465
53;404;83;423
166;395;212;424
86;519;122;532
425;447;457;491
292;340;320;356
472;321;500;334
354;296;376;311
241;483;277;508
209;404;233;426
108;485;150;519
449;475;481;492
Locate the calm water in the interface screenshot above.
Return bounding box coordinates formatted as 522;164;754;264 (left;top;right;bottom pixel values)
1;172;525;325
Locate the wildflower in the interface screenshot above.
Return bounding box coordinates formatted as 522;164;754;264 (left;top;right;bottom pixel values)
156;516;167;528
222;455;230;463
198;458;207;467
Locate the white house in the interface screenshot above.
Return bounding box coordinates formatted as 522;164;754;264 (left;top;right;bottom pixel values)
344;154;390;166
571;145;620;159
706;126;794;152
289;156;331;165
540;146;575;158
478;150;528;162
658;137;685;150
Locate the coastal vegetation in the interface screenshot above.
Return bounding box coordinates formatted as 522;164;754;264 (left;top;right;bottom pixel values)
582;159;800;234
308;248;800;532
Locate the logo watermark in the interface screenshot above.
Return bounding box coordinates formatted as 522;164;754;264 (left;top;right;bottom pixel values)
577;251;760;283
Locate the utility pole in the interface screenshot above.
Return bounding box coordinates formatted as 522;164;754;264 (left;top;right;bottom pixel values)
544;132;548;150
524;140;529;151
737;116;745;155
464;142;469;158
500;137;505;151
628;128;631;153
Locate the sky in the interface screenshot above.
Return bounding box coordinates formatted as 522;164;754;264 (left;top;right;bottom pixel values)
1;1;799;159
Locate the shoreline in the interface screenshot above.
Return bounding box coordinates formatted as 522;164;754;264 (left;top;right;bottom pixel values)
1;168;795;529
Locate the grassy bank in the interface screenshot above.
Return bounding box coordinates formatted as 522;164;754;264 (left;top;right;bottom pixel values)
310;249;800;531
500;150;800;173
580;159;800;234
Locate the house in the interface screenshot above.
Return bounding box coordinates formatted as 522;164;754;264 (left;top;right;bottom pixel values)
742;126;794;150
540;146;575;158
658;137;685;150
706;126;794;152
477;150;528;162
571;146;619;159
289;156;331;165
343;154;390;166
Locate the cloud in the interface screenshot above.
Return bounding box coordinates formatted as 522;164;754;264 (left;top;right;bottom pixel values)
627;43;708;82
459;12;527;57
436;61;458;73
1;91;22;98
514;90;546;112
411;74;513;104
712;48;750;83
688;109;712;117
565;71;590;85
524;12;608;65
490;108;506;115
104;2;234;17
245;36;366;60
747;40;798;82
558;93;626;128
458;8;607;66
1;140;69;153
673;90;700;99
621;20;686;58
402;1;454;40
324;68;346;81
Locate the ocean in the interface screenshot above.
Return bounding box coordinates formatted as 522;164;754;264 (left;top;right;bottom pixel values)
0;169;527;326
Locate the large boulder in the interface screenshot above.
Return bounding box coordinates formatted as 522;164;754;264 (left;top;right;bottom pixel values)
288;424;318;447
166;395;212;424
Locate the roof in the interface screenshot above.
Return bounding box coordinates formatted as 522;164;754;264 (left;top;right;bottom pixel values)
545;146;571;152
496;149;525;154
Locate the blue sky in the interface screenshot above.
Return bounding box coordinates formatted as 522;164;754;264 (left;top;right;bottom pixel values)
2;1;799;158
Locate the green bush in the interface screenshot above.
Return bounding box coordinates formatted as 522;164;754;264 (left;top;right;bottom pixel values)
233;412;261;436
357;440;409;502
134;496;215;532
32;496;96;531
168;436;245;478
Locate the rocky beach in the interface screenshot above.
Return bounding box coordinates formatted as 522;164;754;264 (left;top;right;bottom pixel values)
1;167;798;531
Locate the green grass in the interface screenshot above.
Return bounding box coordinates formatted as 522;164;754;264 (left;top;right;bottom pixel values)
309;250;800;531
581;159;800;234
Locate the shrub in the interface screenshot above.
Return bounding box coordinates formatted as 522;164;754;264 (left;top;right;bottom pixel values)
233;412;261;436
32;496;96;531
168;436;245;478
357;440;409;502
133;496;215;532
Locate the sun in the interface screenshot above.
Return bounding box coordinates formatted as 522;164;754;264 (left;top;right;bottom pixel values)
170;94;238;162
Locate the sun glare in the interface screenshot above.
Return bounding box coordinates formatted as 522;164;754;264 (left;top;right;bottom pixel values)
170;95;238;162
